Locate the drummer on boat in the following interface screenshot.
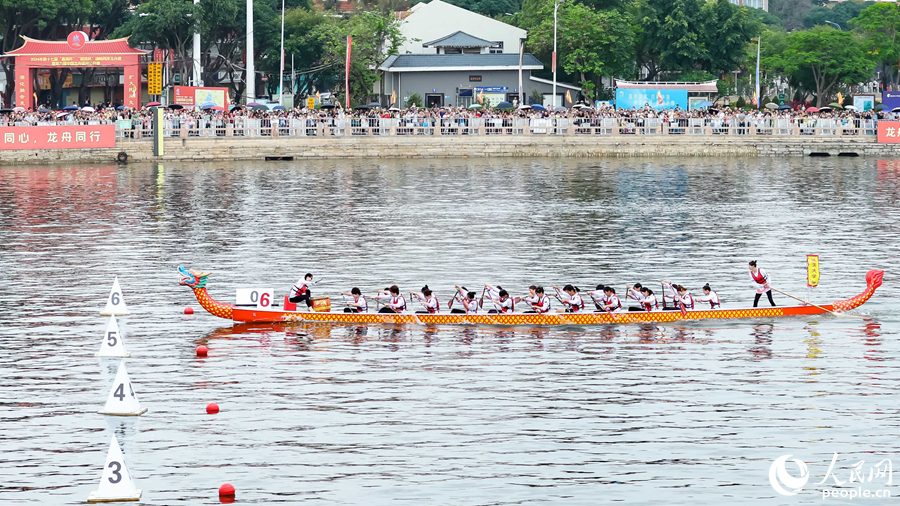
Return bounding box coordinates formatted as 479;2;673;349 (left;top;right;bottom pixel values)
340;287;368;313
453;286;479;314
377;285;407;313
290;273;314;310
410;286;440;314
695;284;721;309
553;285;584;313
749;260;776;307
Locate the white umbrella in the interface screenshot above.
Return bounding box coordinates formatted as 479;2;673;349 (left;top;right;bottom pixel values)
13;106;25;112
844;105;857;111
518;104;531;110
82;106;95;112
57;111;69;118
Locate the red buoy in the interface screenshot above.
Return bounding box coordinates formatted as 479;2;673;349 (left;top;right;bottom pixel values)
196;345;208;356
184;306;194;314
207;402;219;414
219;483;235;501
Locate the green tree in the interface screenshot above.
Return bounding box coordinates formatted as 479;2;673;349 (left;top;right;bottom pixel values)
764;26;875;106
438;0;521;17
852;2;900;90
0;0;92;106
113;0;200;85
699;0;756;75
529;1;633;98
768;0;814;31
804;1;872;29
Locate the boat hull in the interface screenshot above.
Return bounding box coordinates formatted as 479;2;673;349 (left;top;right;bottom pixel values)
231;304;834;325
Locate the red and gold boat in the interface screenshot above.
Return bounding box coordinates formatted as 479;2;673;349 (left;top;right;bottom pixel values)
178;267;883;326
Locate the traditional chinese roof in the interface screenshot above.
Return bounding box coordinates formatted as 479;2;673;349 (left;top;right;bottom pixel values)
423;31;494;49
615;80;719;93
5;36;146;56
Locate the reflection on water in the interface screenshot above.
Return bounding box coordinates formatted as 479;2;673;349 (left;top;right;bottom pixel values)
1;157;899;505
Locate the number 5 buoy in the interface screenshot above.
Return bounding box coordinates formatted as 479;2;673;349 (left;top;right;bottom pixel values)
101;277;130;316
96;316;131;358
99;361;147;416
87;435;142;503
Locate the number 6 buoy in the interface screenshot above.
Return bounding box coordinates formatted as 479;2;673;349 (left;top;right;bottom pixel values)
101;277;130;316
87;435;142;503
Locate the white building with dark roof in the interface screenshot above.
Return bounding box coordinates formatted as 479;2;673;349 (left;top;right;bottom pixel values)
399;0;526;55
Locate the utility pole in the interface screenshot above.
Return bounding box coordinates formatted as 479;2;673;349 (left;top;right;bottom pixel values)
193;0;202;87
246;0;255;103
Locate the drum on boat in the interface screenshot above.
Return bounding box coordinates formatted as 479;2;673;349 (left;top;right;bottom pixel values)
311;297;331;312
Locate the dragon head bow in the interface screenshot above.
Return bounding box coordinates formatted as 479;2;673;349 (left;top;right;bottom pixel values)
178;266;211;288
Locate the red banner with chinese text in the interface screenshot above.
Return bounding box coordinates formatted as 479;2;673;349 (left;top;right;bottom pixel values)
0;125;115;150
877;121;900;143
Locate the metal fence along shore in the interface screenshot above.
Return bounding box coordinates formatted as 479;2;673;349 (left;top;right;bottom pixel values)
0;116;877;139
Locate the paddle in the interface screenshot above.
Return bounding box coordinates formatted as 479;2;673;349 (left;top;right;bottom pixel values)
768;287;865;319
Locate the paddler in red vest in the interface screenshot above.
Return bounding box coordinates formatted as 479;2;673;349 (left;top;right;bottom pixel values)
487;289;515;314
339;287;368;313
599;287;622;312
637;287;660;311
290;273;313;309
749;260;776;307
452;286;479;314
695;284;721;309
410;286;440;314
377;285;407;313
523;286;551;313
553;285;584;313
675;285;695;310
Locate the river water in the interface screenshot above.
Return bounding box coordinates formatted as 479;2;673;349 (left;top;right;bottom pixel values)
1;157;898;505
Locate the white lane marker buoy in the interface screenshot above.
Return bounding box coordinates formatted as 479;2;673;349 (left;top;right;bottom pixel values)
101;277;130;316
99;361;147;416
87;435;142;503
95;316;131;358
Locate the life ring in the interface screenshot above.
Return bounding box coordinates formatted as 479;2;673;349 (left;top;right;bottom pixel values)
116;151;128;163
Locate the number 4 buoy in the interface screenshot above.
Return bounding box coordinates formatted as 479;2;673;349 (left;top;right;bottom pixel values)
101;277;130;316
87;435;142;503
99;361;147;416
96;316;131;358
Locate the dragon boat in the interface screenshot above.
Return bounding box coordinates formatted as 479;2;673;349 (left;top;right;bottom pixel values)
178;267;883;326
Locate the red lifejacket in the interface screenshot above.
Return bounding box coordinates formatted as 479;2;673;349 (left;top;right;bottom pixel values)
427;298;440;314
751;269;766;285
681;294;694;310
501;298;514;313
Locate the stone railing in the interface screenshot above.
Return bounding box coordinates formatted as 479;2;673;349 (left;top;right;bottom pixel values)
0;117;880;139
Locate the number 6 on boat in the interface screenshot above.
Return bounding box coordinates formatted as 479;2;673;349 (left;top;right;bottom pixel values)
99;361;147;416
87;435;142;503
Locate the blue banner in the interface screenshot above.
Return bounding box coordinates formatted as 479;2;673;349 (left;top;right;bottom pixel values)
616;89;688;110
883;91;900;111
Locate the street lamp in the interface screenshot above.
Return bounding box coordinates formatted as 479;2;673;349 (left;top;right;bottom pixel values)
751;37;760;108
824;20;843;31
553;0;565;108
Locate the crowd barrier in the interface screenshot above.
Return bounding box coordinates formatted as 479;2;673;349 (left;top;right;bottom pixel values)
0;117;880;139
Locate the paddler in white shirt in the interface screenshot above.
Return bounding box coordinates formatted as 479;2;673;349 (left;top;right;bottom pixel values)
749;260;776;307
553;285;584;313
695;283;721;309
487;289;515;314
523;286;551;314
452;286;479;314
599;287;622;312
339;287;368;313
377;285;406;314
410;285;440;314
586;284;607;310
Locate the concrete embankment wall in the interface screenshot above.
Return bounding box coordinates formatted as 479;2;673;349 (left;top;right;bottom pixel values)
0;135;890;165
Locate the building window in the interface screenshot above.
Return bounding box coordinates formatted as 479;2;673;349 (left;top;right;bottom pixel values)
490;41;503;54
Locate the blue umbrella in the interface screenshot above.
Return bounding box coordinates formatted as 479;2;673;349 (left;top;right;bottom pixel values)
272;105;285;110
63;105;79;111
116;105;128;110
531;104;547;111
698;100;714;107
200;102;217;110
778;105;793;110
495;101;514;110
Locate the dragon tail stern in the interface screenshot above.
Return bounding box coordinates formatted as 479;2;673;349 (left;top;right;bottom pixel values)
832;269;884;312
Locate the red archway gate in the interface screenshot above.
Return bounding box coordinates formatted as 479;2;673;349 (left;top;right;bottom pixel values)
6;35;146;110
